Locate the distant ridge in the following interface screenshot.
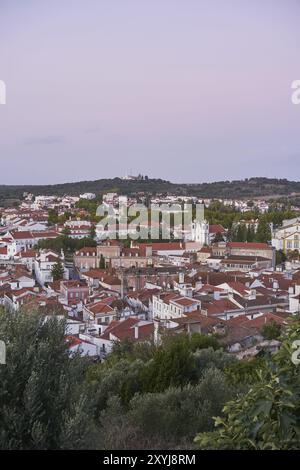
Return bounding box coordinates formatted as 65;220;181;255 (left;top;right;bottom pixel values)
1;177;300;203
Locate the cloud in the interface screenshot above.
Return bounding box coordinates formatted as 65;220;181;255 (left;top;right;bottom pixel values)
24;135;65;145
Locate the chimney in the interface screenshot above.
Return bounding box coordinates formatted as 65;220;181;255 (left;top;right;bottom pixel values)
134;324;139;340
214;290;220;301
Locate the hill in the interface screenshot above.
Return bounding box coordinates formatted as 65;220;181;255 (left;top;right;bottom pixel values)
1;177;300;204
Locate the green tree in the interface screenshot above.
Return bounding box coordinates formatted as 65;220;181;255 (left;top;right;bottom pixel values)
61;227;71;237
90;224;96;240
195;322;300;450
141;335;195;392
213;232;224;243
261;321;282;340
246;224;255;242
99;368;234;450
236;224;247;242
0;310;98;449
255;217;271;243
48;209;58;225
276;249;286;265
51;260;65;281
99;254;106;269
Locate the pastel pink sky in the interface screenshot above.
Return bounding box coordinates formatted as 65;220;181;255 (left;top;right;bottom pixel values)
0;0;300;184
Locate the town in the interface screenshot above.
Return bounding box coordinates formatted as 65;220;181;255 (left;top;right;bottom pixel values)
1;0;299;456
1;185;300;361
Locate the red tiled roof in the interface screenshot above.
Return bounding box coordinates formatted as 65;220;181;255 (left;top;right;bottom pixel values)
172;297;198;306
66;335;83;347
61;280;88;289
100;317;154;342
20;250;37;258
209;224;226;234
241;312;287;329
197;283;226;293
202;299;240;316
10;231;34;239
100;276;121;286
228;242;271;250
226;312;289;330
199;246;211;253
152;242;184;251
75;247;97;255
224;281;250;296
82;269;106;279
87;301;114;315
33;231;58;238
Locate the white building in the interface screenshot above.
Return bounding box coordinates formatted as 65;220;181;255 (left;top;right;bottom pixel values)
152;293;201;320
191;220;209;245
32;196;57;209
34;250;68;286
288;283;300;314
272;218;300;253
79;193;96;200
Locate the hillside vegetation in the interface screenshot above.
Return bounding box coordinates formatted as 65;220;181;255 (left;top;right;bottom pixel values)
1;177;300;204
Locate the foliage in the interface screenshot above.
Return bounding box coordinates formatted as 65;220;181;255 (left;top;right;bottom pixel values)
0;310;97;449
51;260;65;281
224;357;265;386
37;235;96;254
261;321;282;340
99;368;234;450
195;322;300;450
2;177;300;202
276;249;287;265
2;308;299;450
99;254;106;269
255;216;272;243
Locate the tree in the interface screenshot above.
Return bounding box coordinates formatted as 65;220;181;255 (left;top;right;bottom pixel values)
99;254;106;269
0;310;98;449
99;368;234;450
141;336;194;392
37;236;96;254
195;321;300;450
246;224;255;242
235;224;247;242
51;260;65;281
287;249;300;261
48;209;58;225
213;232;224;243
90;224;96;240
61;227;71;237
276;249;286;265
255;217;271;243
224;357;265;386
261;321;282;340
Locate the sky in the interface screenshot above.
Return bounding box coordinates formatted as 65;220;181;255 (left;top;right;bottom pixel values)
0;0;300;185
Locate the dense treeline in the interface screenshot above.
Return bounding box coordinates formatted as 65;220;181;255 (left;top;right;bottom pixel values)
204;200;296;230
36;234;97;254
0;310;299;450
1;177;300;202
